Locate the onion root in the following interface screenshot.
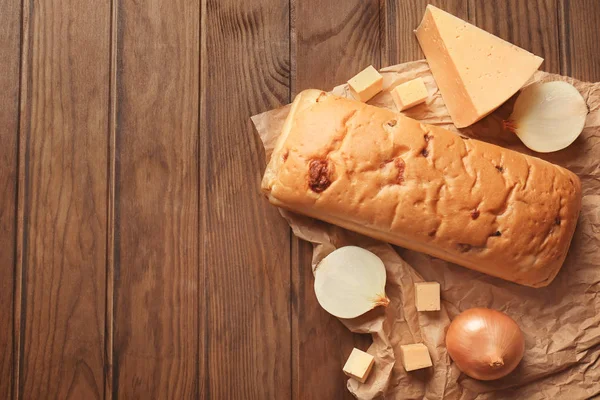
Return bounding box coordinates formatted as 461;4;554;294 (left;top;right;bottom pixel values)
375;295;390;307
490;357;504;368
502;119;517;133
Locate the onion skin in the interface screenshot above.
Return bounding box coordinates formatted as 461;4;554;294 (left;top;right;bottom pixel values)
446;308;525;381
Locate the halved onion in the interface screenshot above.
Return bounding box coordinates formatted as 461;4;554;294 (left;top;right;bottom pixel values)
314;246;389;319
504;81;588;153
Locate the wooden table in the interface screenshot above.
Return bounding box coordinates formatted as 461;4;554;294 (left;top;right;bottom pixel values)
0;1;598;399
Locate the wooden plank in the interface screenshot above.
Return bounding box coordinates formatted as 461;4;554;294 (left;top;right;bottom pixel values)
104;0;119;397
199;2;207;398
17;0;110;398
200;0;291;398
0;0;21;397
112;0;199;398
469;0;560;74
290;1;379;399
381;0;468;66
293;1;380;92
559;0;600;80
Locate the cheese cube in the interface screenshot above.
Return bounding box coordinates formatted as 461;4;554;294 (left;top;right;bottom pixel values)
414;282;440;311
415;5;543;128
343;348;375;383
391;78;428;111
400;343;432;372
347;65;383;102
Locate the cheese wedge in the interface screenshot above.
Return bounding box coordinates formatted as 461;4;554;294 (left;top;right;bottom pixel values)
415;5;543;128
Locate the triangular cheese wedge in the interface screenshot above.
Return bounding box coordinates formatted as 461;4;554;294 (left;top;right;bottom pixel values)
415;5;543;128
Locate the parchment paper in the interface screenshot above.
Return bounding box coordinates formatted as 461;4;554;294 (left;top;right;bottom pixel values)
251;60;600;400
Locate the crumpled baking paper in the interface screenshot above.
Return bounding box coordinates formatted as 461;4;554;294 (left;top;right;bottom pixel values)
251;60;600;400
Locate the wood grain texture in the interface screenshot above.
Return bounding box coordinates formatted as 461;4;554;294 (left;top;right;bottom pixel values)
112;0;199;398
292;1;380;93
0;0;20;398
290;1;378;399
199;2;207;398
200;0;291;398
560;0;600;80
380;0;468;66
470;0;560;74
104;0;119;397
17;0;110;398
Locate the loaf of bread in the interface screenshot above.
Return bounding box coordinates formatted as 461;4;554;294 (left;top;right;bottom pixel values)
262;89;582;287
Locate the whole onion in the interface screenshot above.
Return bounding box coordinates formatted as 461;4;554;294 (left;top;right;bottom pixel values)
446;308;525;381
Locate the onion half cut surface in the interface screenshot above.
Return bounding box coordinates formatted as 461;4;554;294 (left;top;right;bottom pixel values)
314;246;389;319
505;81;587;153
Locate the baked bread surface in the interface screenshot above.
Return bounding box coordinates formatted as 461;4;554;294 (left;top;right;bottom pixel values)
262;89;582;287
